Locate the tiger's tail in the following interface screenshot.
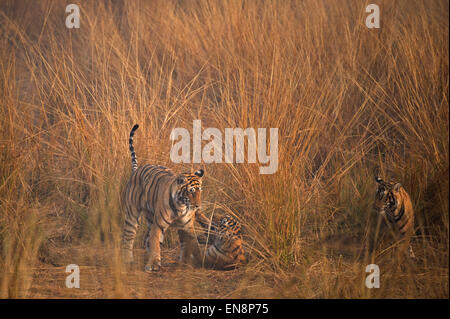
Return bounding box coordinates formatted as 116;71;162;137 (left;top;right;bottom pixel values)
129;124;139;171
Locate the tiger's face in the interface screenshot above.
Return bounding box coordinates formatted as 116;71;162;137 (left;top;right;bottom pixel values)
215;214;246;268
176;169;204;210
218;215;242;238
216;214;243;248
374;176;402;217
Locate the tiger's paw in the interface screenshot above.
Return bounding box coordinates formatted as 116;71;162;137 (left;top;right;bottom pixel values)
144;260;161;272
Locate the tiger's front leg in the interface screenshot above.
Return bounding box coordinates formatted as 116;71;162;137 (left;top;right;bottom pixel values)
178;222;201;267
144;224;163;272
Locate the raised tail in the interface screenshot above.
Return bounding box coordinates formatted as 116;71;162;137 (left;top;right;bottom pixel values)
129;124;139;171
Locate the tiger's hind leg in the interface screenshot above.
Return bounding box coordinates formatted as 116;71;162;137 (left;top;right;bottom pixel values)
121;205;141;264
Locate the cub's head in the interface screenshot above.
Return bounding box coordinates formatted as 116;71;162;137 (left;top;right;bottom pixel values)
218;215;242;237
374;176;402;217
216;214;243;247
215;214;246;269
176;169;204;209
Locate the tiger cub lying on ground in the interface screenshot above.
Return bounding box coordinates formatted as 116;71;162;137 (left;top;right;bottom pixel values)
195;212;247;270
373;176;416;259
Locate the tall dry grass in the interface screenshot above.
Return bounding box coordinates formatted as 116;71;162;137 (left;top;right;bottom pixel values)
0;0;448;298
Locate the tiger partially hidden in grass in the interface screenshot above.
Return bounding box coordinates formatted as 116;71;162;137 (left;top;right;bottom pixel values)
196;213;247;270
121;124;247;271
373;176;416;259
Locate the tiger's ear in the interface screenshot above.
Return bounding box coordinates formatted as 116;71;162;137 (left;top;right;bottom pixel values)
194;169;204;178
375;176;383;184
393;183;402;192
177;176;186;185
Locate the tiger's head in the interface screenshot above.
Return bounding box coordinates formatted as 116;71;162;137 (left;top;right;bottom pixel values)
218;215;242;235
374;176;402;218
214;214;246;269
175;169;204;210
216;214;243;246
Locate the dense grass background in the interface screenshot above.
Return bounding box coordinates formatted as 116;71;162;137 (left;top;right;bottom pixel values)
0;0;448;298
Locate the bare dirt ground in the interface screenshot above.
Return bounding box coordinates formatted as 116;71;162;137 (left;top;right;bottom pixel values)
28;245;275;299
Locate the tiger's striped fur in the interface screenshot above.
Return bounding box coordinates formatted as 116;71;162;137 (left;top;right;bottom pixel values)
197;214;247;270
374;176;415;258
121;124;205;271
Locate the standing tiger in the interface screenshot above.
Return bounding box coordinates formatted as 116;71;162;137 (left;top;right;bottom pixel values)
374;176;415;258
196;214;247;270
121;124;205;272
